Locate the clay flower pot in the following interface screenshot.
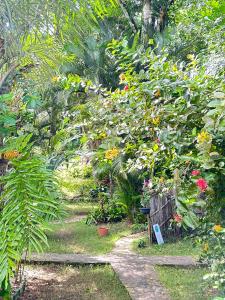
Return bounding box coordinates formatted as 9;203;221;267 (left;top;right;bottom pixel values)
97;227;109;237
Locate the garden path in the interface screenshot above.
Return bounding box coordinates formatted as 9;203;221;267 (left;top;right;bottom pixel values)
26;217;200;300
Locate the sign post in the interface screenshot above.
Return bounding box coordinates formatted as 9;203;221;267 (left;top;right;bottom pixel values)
153;224;164;245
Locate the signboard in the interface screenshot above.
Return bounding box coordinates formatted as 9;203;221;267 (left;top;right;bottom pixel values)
153;224;164;245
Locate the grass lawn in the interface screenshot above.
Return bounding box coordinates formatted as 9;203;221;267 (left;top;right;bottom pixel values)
156;266;211;300
22;264;130;300
133;237;200;257
63;201;98;218
44;220;131;254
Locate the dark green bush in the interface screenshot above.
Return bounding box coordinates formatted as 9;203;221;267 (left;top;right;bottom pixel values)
86;202;127;224
131;223;147;234
137;238;147;248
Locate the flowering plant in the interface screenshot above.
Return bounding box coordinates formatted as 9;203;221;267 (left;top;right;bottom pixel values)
196;178;208;192
191;170;201;176
197;223;225;297
105;148;119;160
141;179;154;208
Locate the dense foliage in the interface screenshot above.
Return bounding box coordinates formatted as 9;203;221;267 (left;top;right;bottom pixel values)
0;0;225;298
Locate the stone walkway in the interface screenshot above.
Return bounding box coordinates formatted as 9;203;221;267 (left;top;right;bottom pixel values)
26;229;200;300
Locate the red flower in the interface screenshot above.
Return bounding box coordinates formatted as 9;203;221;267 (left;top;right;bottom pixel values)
191;170;200;176
196;178;208;192
124;85;129;91
173;213;183;223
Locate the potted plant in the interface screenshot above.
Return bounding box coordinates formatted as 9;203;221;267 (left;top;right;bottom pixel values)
97;226;109;237
140;179;153;214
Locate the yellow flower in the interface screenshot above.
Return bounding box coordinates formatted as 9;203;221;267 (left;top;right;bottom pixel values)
152;117;160;126
154;89;161;98
2;150;20;160
52;76;60;83
119;73;126;83
159;177;165;183
105;148;119;160
153;144;159;151
197;131;211;144
172;65;178;72
203;243;209;252
114;88;121;94
99;132;107;139
213;225;223;233
187;54;195;61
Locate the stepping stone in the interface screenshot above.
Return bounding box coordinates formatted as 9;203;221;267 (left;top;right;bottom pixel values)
111;262;170;300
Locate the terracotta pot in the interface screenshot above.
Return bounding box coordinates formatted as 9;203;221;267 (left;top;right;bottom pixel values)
97;227;109;237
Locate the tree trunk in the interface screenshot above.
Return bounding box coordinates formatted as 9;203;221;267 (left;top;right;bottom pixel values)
142;0;174;45
142;0;154;43
0;137;7;195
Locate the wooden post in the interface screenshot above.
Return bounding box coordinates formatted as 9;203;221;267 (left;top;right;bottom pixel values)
147;213;152;244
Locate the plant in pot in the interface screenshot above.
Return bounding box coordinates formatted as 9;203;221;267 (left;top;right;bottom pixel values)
140;179;154;214
97;226;109;237
97;189;109;236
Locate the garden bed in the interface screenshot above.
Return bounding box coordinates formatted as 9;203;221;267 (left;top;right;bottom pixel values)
18;264;130;300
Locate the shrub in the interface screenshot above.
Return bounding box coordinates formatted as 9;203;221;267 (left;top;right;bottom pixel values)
131;223;147;234
137;238;147;248
86;202;127;224
197;223;225;297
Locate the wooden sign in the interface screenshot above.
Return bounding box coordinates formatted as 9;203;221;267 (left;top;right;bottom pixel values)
153;224;164;245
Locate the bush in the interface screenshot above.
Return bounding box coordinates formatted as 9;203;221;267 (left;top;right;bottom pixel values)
131;223;147;234
86;202;127;224
197;223;225;297
133;211;147;224
90;186;108;199
137;238;147;248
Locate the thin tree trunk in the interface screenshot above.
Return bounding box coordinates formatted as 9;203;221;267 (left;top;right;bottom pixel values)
118;0;138;34
0;136;7;195
142;0;174;44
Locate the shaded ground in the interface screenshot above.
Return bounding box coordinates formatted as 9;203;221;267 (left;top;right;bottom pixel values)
19;265;130;300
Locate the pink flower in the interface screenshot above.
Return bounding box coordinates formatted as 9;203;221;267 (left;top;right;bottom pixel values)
173;213;183;223
196;178;208;192
191;170;200;176
124;85;129;91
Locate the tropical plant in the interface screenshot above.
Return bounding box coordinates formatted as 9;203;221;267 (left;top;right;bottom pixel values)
0;137;62;297
86;201;127;224
197;223;225;297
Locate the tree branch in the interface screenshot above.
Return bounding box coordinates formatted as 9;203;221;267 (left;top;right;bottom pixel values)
118;0;138;34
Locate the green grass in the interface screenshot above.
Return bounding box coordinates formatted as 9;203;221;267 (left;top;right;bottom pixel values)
133;237;200;257
44;220;131;254
63;201;98;218
25;264;131;300
156;266;211;300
